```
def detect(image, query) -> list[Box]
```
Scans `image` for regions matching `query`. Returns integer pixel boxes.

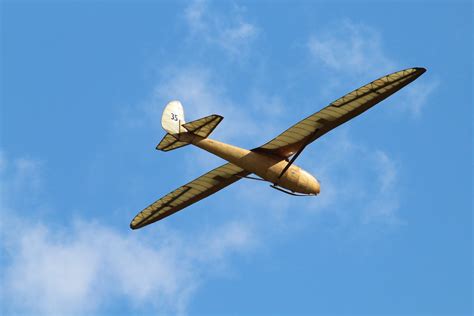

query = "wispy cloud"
[394,78,440,118]
[0,153,43,211]
[219,129,404,236]
[120,17,411,230]
[2,219,254,315]
[148,67,283,144]
[308,20,395,77]
[1,100,405,316]
[141,65,297,177]
[308,20,437,117]
[121,65,286,156]
[362,150,401,225]
[184,0,259,58]
[0,154,256,315]
[15,13,431,315]
[298,131,402,226]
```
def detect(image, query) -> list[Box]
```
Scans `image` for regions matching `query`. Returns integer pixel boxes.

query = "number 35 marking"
[171,113,179,121]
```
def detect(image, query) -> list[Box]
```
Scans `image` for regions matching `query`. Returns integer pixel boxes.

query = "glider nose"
[306,172,320,195]
[298,169,320,195]
[312,177,321,195]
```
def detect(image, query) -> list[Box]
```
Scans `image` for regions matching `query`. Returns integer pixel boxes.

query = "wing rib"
[277,128,320,179]
[254,67,426,158]
[130,163,249,229]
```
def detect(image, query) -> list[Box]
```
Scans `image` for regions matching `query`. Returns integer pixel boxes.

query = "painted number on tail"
[171,113,179,121]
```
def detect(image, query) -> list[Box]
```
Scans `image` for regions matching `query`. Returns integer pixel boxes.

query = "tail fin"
[162,100,185,135]
[157,100,223,151]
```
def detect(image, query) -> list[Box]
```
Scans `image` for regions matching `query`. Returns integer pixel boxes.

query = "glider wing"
[130,162,249,229]
[254,67,426,158]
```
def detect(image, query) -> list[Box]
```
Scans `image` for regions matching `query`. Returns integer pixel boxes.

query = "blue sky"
[0,0,472,315]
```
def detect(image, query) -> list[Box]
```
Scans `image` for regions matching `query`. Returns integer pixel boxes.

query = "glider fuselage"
[131,68,427,229]
[187,135,320,195]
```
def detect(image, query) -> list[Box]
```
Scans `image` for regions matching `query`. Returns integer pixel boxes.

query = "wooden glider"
[130,67,426,229]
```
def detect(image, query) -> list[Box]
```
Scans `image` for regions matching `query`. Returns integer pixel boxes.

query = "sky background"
[0,0,472,315]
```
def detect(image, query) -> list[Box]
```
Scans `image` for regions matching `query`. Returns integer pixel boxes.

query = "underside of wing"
[130,163,250,229]
[156,133,189,151]
[182,114,223,138]
[254,67,426,158]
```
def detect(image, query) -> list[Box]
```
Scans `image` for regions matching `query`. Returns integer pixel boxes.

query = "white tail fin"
[157,101,224,152]
[162,100,185,135]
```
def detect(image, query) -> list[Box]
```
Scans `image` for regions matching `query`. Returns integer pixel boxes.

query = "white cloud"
[362,150,401,225]
[0,154,256,315]
[308,20,395,77]
[1,218,254,315]
[2,50,408,316]
[184,0,258,57]
[0,126,404,316]
[139,66,284,146]
[222,129,403,234]
[126,65,405,229]
[308,20,438,117]
[394,78,440,118]
[146,67,259,144]
[374,150,397,193]
[297,131,402,226]
[0,4,448,313]
[137,66,293,177]
[184,0,207,32]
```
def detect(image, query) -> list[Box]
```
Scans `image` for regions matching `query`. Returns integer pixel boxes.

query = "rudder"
[162,100,185,135]
[157,100,223,152]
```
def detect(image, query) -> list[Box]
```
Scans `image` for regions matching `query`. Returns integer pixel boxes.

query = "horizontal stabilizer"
[156,133,189,151]
[182,114,223,138]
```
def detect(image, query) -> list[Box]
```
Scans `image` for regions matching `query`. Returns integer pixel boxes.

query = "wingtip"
[414,67,427,74]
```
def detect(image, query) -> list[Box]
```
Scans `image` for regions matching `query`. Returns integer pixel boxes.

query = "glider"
[130,67,426,229]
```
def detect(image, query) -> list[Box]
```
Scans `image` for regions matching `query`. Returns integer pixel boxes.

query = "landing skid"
[237,175,268,182]
[238,175,316,197]
[270,184,316,197]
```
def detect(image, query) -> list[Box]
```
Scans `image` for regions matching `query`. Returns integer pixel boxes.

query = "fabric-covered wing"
[182,114,223,138]
[254,67,426,158]
[130,163,250,229]
[156,133,189,151]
